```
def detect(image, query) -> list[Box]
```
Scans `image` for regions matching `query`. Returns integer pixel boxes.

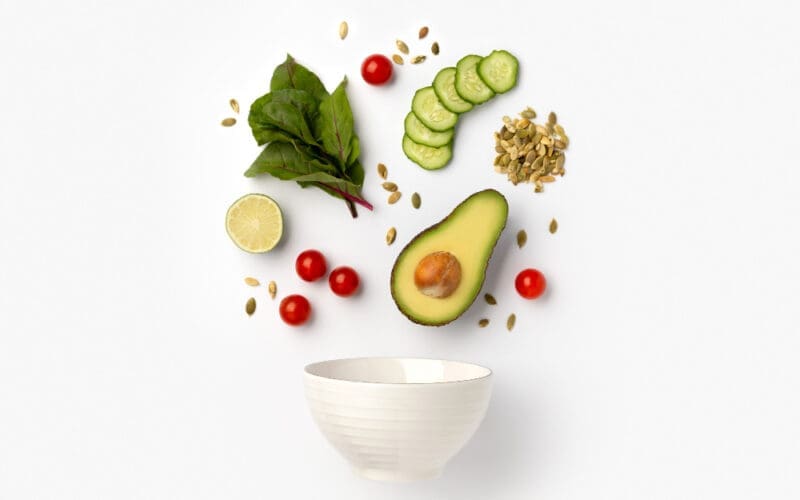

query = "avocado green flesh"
[390,189,508,326]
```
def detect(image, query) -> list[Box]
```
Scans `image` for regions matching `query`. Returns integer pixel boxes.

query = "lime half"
[225,194,283,253]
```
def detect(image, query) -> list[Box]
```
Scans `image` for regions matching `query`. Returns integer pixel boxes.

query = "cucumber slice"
[477,50,519,94]
[432,67,473,114]
[411,87,458,132]
[454,55,495,104]
[404,112,454,148]
[402,134,452,170]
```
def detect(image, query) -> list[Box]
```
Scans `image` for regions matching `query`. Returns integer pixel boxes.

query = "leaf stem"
[315,182,373,211]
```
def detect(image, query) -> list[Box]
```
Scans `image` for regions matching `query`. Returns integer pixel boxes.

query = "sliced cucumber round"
[411,87,458,132]
[402,134,452,170]
[432,67,473,114]
[455,55,495,105]
[477,50,519,94]
[404,112,454,148]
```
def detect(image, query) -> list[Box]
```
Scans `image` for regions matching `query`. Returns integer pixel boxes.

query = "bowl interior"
[305,358,491,384]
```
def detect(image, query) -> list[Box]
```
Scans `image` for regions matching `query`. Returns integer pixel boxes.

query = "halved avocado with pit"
[390,189,509,326]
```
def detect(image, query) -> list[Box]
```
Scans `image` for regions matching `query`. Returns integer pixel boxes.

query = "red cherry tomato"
[279,294,311,326]
[361,54,393,85]
[515,268,547,299]
[296,249,327,282]
[329,266,360,297]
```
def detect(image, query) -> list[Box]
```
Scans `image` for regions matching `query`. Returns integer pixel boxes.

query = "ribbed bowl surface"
[304,358,493,481]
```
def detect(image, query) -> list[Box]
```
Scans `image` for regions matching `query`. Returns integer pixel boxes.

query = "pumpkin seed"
[411,192,421,209]
[396,39,409,54]
[244,277,260,287]
[484,293,497,305]
[339,21,348,40]
[549,218,558,234]
[506,313,516,331]
[388,191,402,204]
[548,111,557,124]
[392,54,404,65]
[245,297,256,316]
[431,41,440,55]
[411,55,426,64]
[382,181,398,192]
[268,281,277,299]
[221,117,236,127]
[377,162,388,179]
[386,227,397,245]
[517,229,527,248]
[418,26,429,39]
[478,318,489,328]
[229,99,240,114]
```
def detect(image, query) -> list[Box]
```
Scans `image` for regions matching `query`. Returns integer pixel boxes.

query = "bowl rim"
[303,357,492,386]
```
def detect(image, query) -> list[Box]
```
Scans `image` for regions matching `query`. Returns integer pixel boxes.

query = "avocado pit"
[414,251,462,298]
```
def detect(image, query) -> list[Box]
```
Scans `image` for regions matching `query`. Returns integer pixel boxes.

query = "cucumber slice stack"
[402,49,519,170]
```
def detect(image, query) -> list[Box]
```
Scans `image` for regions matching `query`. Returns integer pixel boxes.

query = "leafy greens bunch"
[245,55,372,217]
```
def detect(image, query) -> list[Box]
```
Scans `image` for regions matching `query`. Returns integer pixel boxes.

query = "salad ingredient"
[246,297,256,316]
[329,266,360,297]
[361,54,393,85]
[390,189,508,326]
[382,182,398,192]
[296,249,327,282]
[377,163,388,179]
[411,192,421,209]
[411,55,426,64]
[396,40,409,54]
[411,87,458,131]
[404,112,453,147]
[419,26,429,39]
[268,280,277,299]
[404,50,518,170]
[392,54,404,65]
[506,313,516,331]
[386,227,397,245]
[225,194,283,253]
[515,268,546,299]
[432,67,473,113]
[245,56,369,218]
[484,293,497,305]
[244,277,260,287]
[402,135,452,170]
[493,108,568,192]
[478,318,489,328]
[230,99,240,113]
[477,50,519,94]
[339,21,348,40]
[388,192,402,204]
[549,218,558,234]
[414,251,462,298]
[279,294,311,326]
[221,117,236,127]
[431,42,440,55]
[517,229,527,249]
[454,55,495,104]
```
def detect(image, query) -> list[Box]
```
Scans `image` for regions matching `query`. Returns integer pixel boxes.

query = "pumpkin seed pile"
[493,107,569,192]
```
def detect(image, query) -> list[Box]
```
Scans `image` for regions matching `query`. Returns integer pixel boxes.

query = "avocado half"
[390,189,509,326]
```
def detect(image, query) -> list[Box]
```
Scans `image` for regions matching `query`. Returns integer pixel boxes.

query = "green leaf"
[248,89,318,145]
[346,135,360,168]
[270,54,328,102]
[244,141,337,179]
[347,159,365,186]
[314,79,355,171]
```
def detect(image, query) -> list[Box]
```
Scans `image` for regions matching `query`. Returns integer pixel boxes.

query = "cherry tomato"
[361,54,393,85]
[296,249,327,282]
[515,268,547,299]
[279,294,311,326]
[329,266,360,297]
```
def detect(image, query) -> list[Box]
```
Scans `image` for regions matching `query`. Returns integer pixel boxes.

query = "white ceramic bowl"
[303,357,493,481]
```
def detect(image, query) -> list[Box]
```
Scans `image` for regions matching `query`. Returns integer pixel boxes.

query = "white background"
[1,0,799,498]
